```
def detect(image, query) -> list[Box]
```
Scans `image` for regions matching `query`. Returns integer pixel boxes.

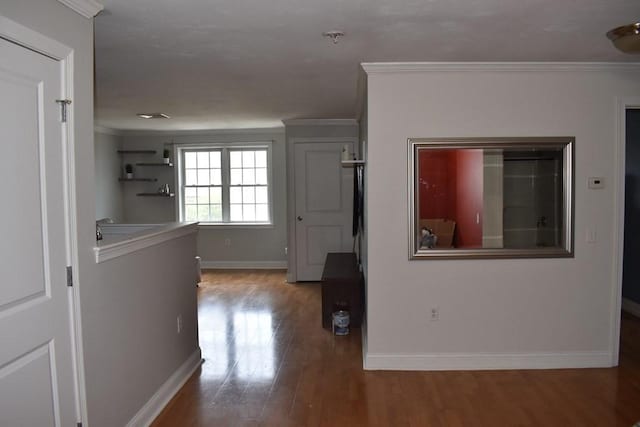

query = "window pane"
[230,187,242,204]
[197,187,209,204]
[210,168,221,185]
[185,205,197,221]
[210,187,222,204]
[197,152,209,169]
[185,152,197,169]
[230,168,242,185]
[255,187,268,204]
[185,187,197,204]
[210,151,221,168]
[255,168,267,185]
[185,169,197,186]
[197,169,210,185]
[242,151,255,168]
[230,151,242,168]
[255,151,267,168]
[210,204,222,221]
[230,204,242,221]
[243,187,255,203]
[243,169,255,185]
[243,205,256,221]
[182,146,271,224]
[198,205,210,221]
[256,204,269,221]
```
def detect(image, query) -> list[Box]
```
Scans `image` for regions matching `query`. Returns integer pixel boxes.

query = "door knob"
[297,216,303,221]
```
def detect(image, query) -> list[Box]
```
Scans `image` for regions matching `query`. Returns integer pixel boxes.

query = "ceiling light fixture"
[606,22,640,54]
[136,113,171,119]
[323,31,345,44]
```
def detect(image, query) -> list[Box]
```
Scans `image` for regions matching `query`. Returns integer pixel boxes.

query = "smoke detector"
[323,31,345,44]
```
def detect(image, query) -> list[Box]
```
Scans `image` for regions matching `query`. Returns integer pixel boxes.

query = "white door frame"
[611,97,640,365]
[286,136,358,282]
[0,15,86,424]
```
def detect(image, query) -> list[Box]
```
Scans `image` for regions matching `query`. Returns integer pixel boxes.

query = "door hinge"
[55,99,72,123]
[66,266,73,287]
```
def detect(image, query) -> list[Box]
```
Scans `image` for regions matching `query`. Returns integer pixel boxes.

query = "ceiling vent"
[136,113,171,119]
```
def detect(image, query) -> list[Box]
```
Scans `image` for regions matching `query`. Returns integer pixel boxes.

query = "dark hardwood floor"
[152,270,640,426]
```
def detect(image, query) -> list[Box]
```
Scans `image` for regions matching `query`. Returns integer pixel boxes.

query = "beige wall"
[284,121,360,281]
[118,129,288,267]
[363,64,640,370]
[95,131,123,221]
[89,233,199,426]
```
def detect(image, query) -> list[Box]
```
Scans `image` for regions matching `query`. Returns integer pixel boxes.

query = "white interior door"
[294,141,354,281]
[0,38,76,426]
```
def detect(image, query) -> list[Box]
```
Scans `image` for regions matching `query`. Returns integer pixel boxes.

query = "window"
[178,144,271,224]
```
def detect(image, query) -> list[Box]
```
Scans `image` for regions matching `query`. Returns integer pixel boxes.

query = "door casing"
[286,136,358,282]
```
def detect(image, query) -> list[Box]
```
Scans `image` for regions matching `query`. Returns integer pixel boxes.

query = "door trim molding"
[0,16,72,59]
[286,136,358,282]
[57,0,104,19]
[0,14,86,425]
[612,98,640,366]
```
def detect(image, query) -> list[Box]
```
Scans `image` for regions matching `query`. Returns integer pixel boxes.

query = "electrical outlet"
[224,238,231,247]
[177,315,182,333]
[430,307,439,321]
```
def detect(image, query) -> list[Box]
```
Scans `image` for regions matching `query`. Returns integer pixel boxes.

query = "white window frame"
[176,142,274,226]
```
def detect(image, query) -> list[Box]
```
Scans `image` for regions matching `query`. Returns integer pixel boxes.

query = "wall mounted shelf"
[136,192,175,197]
[136,162,174,167]
[341,159,366,166]
[118,178,158,182]
[118,150,157,154]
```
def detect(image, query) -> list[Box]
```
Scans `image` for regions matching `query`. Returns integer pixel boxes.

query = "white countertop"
[94,222,199,263]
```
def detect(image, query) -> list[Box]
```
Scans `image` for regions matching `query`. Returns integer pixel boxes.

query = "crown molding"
[360,62,640,74]
[94,125,123,136]
[115,127,285,137]
[57,0,104,19]
[282,119,358,127]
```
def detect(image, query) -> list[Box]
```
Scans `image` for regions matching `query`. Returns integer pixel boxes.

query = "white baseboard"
[364,351,613,371]
[200,260,287,270]
[126,348,203,427]
[622,297,640,317]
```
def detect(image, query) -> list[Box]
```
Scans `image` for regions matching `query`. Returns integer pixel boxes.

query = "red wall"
[454,150,483,248]
[418,150,456,219]
[418,149,483,248]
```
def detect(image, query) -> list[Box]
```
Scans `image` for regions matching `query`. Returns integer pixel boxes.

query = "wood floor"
[152,270,640,426]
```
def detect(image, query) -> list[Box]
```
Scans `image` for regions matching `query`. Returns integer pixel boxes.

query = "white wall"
[119,129,288,268]
[363,64,640,370]
[94,130,123,221]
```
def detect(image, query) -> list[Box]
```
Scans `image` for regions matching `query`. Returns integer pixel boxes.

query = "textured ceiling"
[94,0,639,131]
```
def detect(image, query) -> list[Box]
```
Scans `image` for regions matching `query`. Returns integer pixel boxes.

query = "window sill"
[197,222,275,230]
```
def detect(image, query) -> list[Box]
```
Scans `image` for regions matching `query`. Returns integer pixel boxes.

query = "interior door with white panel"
[0,38,76,426]
[294,141,354,281]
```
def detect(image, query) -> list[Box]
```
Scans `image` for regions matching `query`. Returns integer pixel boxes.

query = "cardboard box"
[419,219,456,248]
